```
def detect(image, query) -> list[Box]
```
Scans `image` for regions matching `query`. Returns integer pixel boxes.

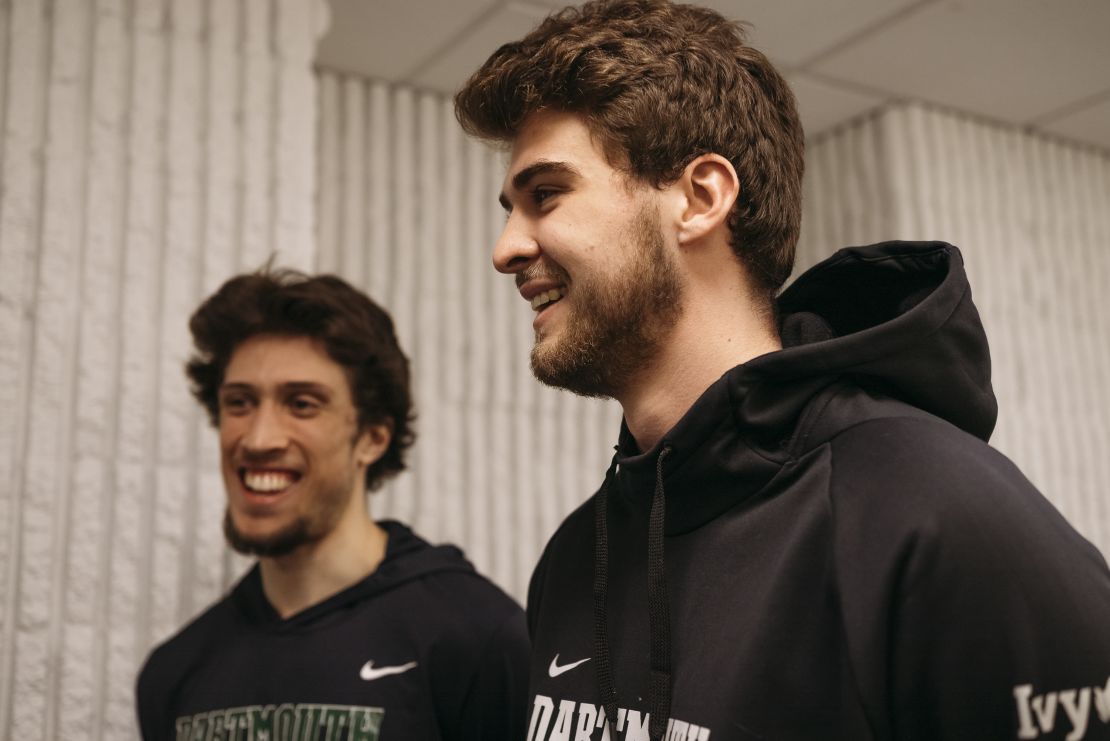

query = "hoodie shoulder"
[135,592,241,738]
[375,521,524,627]
[139,579,246,677]
[823,413,1102,567]
[381,529,530,741]
[824,415,1110,739]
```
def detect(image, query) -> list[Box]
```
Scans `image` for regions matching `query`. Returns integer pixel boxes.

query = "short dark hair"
[455,0,805,297]
[186,268,415,491]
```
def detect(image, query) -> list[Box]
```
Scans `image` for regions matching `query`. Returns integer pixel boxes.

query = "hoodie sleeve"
[829,416,1110,741]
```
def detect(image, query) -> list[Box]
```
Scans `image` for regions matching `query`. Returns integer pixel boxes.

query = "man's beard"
[223,511,321,558]
[222,474,354,558]
[530,205,682,398]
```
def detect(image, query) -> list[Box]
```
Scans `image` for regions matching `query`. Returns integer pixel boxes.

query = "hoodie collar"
[232,520,474,628]
[610,368,792,535]
[608,242,997,534]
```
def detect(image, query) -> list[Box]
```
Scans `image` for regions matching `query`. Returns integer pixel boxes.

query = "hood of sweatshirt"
[759,239,995,439]
[230,520,476,631]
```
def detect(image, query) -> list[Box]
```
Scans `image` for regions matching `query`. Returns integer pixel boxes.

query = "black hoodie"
[524,242,1110,741]
[136,521,529,741]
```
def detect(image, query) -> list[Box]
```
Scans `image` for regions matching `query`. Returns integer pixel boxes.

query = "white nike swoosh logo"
[359,660,418,681]
[548,654,591,678]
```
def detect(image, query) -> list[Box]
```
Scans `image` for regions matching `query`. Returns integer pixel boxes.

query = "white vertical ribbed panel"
[20,1,91,737]
[316,71,623,602]
[0,0,44,732]
[272,0,320,268]
[798,102,1110,557]
[386,87,418,528]
[66,2,128,735]
[0,1,326,738]
[439,101,466,550]
[463,136,494,577]
[198,0,244,614]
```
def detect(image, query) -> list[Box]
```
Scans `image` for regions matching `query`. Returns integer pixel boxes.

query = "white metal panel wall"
[0,1,325,738]
[797,103,1110,556]
[315,71,623,603]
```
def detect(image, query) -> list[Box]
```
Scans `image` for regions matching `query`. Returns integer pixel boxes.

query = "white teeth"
[530,287,567,311]
[243,471,295,493]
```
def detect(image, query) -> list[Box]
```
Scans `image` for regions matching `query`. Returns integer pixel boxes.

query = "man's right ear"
[355,423,392,468]
[674,154,740,247]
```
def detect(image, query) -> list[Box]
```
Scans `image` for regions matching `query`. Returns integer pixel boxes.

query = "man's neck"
[258,513,388,619]
[618,291,780,453]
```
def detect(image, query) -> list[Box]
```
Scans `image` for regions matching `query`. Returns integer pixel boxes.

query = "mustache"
[516,264,570,290]
[234,449,292,466]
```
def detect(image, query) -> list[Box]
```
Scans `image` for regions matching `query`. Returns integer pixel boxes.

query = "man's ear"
[355,423,391,468]
[675,154,739,246]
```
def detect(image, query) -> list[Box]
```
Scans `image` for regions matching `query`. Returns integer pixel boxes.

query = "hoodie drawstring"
[593,455,620,737]
[594,446,672,741]
[647,446,672,739]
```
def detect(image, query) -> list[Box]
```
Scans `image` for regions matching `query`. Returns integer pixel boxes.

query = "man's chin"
[530,343,613,399]
[223,510,315,558]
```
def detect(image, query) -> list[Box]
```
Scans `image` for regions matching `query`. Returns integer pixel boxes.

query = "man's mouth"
[531,287,567,312]
[239,468,301,494]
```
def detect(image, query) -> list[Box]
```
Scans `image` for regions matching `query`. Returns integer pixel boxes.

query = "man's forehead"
[507,112,595,167]
[501,111,616,193]
[224,335,345,385]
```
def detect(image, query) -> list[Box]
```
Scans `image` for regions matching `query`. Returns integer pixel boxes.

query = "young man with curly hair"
[455,1,1110,739]
[135,270,529,740]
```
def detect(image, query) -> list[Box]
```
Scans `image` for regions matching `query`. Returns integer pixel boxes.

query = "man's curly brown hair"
[186,268,415,491]
[454,0,805,297]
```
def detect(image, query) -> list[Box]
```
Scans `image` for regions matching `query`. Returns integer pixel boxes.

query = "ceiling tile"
[410,3,550,94]
[316,0,498,81]
[316,0,1110,155]
[474,0,925,68]
[812,0,1110,124]
[518,0,579,7]
[699,0,925,67]
[1039,95,1110,152]
[787,73,889,138]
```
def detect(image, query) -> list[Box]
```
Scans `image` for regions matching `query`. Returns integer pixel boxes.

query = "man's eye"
[220,396,252,414]
[289,396,321,416]
[532,188,558,206]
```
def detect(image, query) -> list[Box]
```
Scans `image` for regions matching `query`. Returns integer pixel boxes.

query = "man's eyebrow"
[498,160,581,210]
[280,382,332,395]
[218,381,332,396]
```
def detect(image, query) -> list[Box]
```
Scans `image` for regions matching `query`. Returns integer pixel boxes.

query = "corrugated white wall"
[0,1,325,738]
[315,72,623,603]
[797,103,1110,555]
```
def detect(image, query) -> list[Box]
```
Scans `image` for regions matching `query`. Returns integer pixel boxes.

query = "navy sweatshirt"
[137,521,529,741]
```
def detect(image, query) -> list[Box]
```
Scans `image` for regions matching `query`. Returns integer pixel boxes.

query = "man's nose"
[492,213,540,274]
[242,403,288,453]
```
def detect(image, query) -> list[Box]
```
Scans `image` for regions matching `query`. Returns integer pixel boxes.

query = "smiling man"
[455,1,1110,740]
[135,270,529,741]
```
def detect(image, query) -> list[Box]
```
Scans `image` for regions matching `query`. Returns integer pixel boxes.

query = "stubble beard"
[223,510,319,558]
[530,205,683,399]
